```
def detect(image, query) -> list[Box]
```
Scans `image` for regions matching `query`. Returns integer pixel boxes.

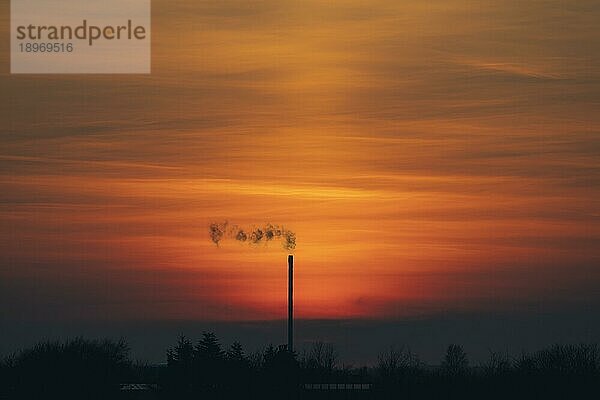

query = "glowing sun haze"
[0,0,599,322]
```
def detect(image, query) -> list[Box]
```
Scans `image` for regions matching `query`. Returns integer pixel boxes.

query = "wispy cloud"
[0,0,598,321]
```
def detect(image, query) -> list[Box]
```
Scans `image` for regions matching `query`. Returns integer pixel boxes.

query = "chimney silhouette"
[288,254,294,352]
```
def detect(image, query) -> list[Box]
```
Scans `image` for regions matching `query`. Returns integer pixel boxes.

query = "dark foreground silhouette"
[1,335,599,399]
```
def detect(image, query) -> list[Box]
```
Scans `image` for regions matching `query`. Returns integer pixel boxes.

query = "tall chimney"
[288,254,294,353]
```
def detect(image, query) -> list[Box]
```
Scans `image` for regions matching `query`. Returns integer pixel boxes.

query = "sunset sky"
[1,0,599,333]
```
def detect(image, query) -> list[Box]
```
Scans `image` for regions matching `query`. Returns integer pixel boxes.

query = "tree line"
[1,334,599,399]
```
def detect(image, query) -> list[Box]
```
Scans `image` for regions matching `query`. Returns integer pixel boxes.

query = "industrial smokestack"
[288,254,294,353]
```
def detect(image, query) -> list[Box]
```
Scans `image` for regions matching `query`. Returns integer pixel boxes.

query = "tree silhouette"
[195,332,225,361]
[224,341,252,397]
[376,345,422,396]
[193,331,226,392]
[482,350,511,376]
[309,342,338,371]
[377,345,420,376]
[167,334,194,368]
[226,341,246,362]
[442,344,469,375]
[4,334,600,400]
[301,341,338,383]
[165,334,194,394]
[2,337,130,399]
[262,344,299,396]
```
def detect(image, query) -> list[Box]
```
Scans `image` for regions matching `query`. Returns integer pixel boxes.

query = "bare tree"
[377,346,421,379]
[300,341,338,382]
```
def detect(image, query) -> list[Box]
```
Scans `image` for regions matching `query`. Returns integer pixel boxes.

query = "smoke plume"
[209,222,296,251]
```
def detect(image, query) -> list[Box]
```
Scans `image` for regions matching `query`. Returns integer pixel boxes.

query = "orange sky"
[1,0,599,322]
